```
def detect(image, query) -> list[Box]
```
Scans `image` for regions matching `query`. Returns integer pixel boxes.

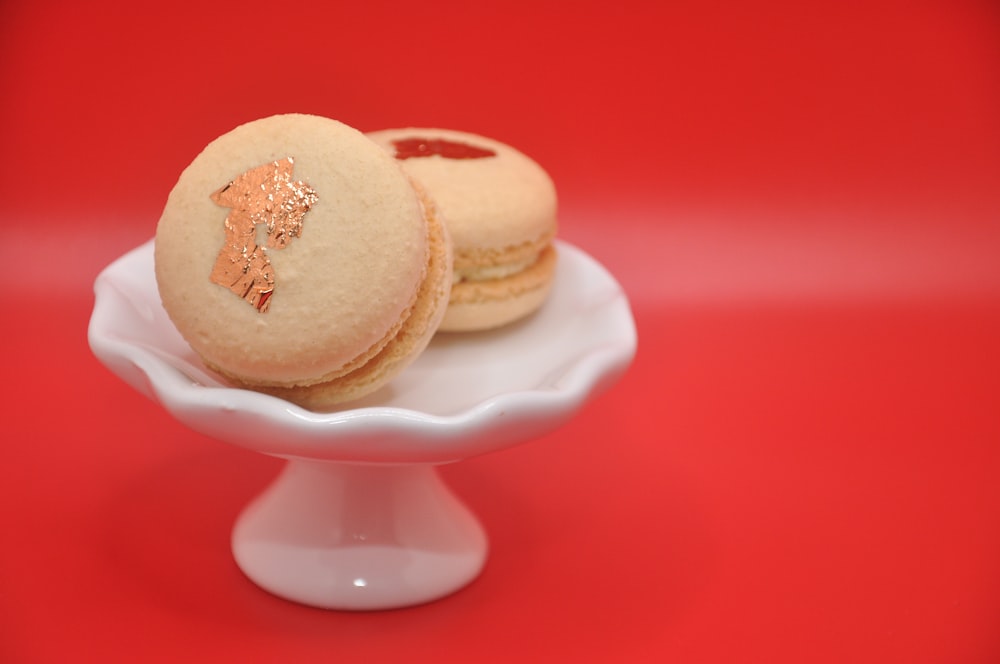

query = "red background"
[2,0,1000,661]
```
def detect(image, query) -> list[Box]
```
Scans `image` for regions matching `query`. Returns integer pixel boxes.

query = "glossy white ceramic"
[89,239,636,610]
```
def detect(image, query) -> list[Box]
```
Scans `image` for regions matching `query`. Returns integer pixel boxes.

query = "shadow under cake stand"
[89,239,636,611]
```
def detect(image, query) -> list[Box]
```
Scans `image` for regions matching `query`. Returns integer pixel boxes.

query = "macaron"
[366,128,558,332]
[154,114,452,410]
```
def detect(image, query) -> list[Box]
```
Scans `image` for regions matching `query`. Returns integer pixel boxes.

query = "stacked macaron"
[366,128,558,332]
[154,115,557,411]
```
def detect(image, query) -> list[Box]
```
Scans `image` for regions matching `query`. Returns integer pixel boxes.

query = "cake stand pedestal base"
[231,459,487,610]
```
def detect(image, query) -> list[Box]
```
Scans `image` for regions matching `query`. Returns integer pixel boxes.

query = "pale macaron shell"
[366,128,558,331]
[155,114,430,389]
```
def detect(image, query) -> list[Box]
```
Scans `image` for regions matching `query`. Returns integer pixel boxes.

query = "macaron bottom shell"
[440,244,557,332]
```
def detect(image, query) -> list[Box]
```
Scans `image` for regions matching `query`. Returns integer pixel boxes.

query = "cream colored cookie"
[366,128,557,331]
[154,114,451,409]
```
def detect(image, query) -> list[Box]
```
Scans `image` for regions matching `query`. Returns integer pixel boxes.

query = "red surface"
[2,1,1000,661]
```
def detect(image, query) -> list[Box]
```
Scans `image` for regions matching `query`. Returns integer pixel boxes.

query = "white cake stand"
[89,239,636,610]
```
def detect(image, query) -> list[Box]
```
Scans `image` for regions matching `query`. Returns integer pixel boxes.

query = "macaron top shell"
[154,114,429,387]
[364,128,557,266]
